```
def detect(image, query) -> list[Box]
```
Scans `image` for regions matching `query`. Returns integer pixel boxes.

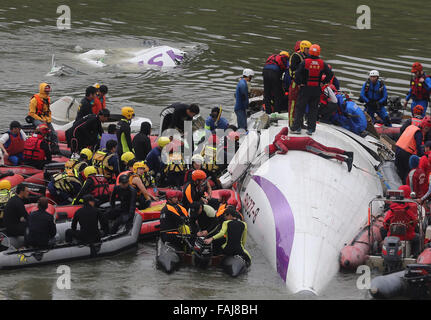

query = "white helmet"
[242,68,254,78]
[191,154,204,164]
[369,70,379,77]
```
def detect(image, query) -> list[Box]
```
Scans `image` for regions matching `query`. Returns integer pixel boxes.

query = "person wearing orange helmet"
[290,44,333,135]
[404,62,431,117]
[182,169,209,210]
[22,123,52,169]
[395,115,431,182]
[399,104,424,136]
[262,51,290,114]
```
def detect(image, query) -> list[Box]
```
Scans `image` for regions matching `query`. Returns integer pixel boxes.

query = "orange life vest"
[396,125,420,154]
[304,58,324,87]
[31,94,51,117]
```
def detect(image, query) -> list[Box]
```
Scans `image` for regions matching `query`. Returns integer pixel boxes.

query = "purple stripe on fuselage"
[252,175,295,282]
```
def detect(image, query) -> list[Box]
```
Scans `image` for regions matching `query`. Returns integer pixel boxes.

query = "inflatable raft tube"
[23,172,46,185]
[140,220,160,239]
[0,174,25,188]
[156,238,181,274]
[369,271,406,299]
[0,166,41,176]
[221,255,250,277]
[0,214,142,270]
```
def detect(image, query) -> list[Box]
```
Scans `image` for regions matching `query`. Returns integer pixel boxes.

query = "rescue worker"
[67,109,110,154]
[0,180,13,227]
[383,185,420,257]
[25,197,57,249]
[107,174,137,233]
[360,70,391,126]
[3,183,29,237]
[92,139,120,182]
[68,148,93,178]
[288,40,311,127]
[75,86,97,121]
[72,166,110,206]
[404,62,431,117]
[395,116,431,182]
[405,155,427,199]
[332,93,368,135]
[47,169,82,205]
[129,161,158,210]
[160,103,200,134]
[291,44,333,135]
[201,134,223,189]
[400,105,424,135]
[204,206,251,264]
[99,85,108,109]
[65,194,109,244]
[116,106,135,157]
[27,83,59,153]
[23,123,52,169]
[146,136,170,177]
[266,127,354,172]
[182,170,209,210]
[100,124,117,150]
[132,122,152,161]
[92,84,108,115]
[163,145,186,188]
[262,51,289,113]
[318,76,338,123]
[0,121,27,165]
[120,151,135,172]
[234,69,254,130]
[159,190,190,250]
[189,202,217,237]
[205,107,229,133]
[116,159,136,185]
[185,154,204,183]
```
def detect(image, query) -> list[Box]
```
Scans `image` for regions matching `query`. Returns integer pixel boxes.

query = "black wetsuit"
[3,195,28,237]
[76,97,94,121]
[26,209,57,248]
[66,114,103,153]
[107,185,136,233]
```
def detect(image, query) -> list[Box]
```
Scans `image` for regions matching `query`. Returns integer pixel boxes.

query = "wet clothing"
[116,118,133,156]
[291,56,333,133]
[3,195,28,237]
[76,97,94,121]
[26,209,56,248]
[406,167,427,198]
[66,114,104,154]
[234,79,249,129]
[66,204,108,244]
[132,133,152,161]
[212,219,251,263]
[146,147,162,175]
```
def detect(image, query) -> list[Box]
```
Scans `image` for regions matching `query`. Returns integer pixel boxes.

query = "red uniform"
[406,167,427,198]
[92,96,103,115]
[267,127,347,162]
[383,202,417,241]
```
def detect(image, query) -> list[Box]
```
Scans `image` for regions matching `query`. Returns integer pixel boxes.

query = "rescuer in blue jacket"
[359,70,391,127]
[332,94,367,135]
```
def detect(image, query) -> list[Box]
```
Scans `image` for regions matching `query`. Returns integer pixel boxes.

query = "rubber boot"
[346,157,353,172]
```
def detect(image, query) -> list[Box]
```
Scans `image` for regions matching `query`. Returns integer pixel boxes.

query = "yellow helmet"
[279,51,290,58]
[0,180,11,191]
[300,40,312,52]
[133,161,149,173]
[93,83,100,89]
[83,166,97,178]
[80,148,93,160]
[122,106,135,120]
[157,136,171,148]
[121,151,135,164]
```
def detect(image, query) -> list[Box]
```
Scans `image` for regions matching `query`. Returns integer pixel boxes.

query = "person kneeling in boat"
[22,123,52,170]
[146,137,171,181]
[66,195,109,244]
[162,145,186,188]
[48,169,82,205]
[182,170,211,210]
[331,93,368,136]
[0,121,27,166]
[67,148,93,179]
[129,161,158,210]
[399,105,424,136]
[201,134,224,189]
[183,155,213,196]
[25,197,57,249]
[406,155,427,199]
[204,206,251,264]
[3,183,29,237]
[107,174,137,233]
[120,151,135,172]
[72,166,110,206]
[266,127,354,172]
[92,140,120,183]
[160,190,191,251]
[383,185,421,257]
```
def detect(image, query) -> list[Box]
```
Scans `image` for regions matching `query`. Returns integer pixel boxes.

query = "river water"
[0,0,430,299]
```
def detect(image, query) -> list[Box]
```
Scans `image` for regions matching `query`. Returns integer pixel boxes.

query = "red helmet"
[218,190,231,201]
[412,62,423,73]
[166,190,182,200]
[208,134,219,145]
[227,198,238,207]
[36,123,50,135]
[421,116,431,129]
[309,44,321,56]
[413,105,424,115]
[192,169,207,181]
